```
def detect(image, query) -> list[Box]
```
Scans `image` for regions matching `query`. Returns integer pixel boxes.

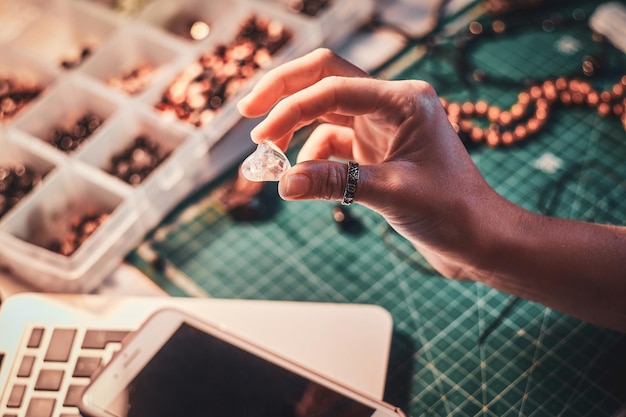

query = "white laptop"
[0,293,393,417]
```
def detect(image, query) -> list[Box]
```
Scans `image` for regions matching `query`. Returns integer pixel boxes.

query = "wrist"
[411,180,515,283]
[459,190,532,286]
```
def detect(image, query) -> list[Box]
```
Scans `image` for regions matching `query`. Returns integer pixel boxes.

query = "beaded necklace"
[442,75,626,147]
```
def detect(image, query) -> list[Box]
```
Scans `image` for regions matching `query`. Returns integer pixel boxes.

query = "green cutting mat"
[127,2,626,415]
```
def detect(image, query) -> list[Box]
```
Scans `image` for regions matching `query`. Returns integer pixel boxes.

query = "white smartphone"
[79,307,406,417]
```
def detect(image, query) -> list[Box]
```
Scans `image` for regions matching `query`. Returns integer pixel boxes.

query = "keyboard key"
[81,330,130,349]
[7,384,26,408]
[44,329,76,362]
[25,398,56,417]
[27,328,45,348]
[73,356,102,378]
[63,385,86,408]
[17,355,36,377]
[63,385,87,407]
[35,369,64,391]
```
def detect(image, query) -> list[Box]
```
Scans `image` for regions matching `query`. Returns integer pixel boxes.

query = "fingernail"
[279,173,310,199]
[237,95,249,111]
[248,126,262,144]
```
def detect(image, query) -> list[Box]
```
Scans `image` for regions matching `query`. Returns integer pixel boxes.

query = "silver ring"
[341,161,359,206]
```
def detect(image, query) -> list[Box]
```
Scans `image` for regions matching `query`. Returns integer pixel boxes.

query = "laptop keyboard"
[2,325,132,417]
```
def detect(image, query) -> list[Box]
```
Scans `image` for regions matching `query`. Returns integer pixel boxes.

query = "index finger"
[250,76,392,149]
[237,48,369,118]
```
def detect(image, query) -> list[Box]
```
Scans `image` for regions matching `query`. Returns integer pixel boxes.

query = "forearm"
[473,199,626,332]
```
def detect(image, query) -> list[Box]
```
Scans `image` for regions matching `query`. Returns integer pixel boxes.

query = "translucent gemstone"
[241,141,291,182]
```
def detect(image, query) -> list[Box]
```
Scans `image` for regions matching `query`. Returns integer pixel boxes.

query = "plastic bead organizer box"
[0,0,373,293]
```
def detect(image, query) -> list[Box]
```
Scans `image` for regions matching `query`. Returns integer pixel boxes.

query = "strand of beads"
[441,75,626,147]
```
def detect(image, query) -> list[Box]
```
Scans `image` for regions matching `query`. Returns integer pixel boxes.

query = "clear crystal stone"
[241,141,291,182]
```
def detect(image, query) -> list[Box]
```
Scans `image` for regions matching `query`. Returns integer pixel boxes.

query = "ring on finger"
[341,161,359,206]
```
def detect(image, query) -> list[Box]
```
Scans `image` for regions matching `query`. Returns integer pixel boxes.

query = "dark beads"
[0,164,43,219]
[107,135,171,186]
[288,0,331,17]
[46,212,109,256]
[582,55,604,77]
[46,113,103,152]
[60,47,92,70]
[0,78,42,121]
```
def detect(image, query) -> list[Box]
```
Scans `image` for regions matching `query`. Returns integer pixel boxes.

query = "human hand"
[238,48,502,279]
[238,48,626,331]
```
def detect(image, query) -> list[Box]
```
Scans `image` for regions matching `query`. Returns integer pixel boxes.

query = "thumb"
[278,160,362,203]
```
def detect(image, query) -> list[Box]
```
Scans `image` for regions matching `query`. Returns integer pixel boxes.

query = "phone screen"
[98,321,379,417]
